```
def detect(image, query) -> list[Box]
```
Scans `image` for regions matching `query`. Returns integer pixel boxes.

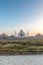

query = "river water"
[0,55,43,65]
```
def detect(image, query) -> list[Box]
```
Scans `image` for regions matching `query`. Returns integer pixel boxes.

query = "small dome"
[35,33,41,37]
[1,33,8,37]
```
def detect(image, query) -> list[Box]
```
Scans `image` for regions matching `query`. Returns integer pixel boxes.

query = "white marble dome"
[18,30,25,37]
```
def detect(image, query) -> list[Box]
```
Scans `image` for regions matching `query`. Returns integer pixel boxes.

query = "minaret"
[27,31,29,37]
[14,31,17,37]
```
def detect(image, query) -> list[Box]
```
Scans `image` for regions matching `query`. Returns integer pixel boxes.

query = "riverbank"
[0,39,43,55]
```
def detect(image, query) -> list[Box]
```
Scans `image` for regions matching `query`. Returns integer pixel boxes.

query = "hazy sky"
[0,0,43,35]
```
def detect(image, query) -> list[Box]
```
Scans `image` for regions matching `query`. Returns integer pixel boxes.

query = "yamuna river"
[0,55,43,65]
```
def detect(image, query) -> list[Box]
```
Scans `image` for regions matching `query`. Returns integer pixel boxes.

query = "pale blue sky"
[0,0,43,35]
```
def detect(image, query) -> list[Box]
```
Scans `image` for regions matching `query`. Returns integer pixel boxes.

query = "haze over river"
[0,55,43,65]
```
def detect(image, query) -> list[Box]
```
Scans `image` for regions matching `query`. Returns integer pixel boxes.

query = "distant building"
[18,30,25,37]
[35,33,42,38]
[0,33,8,39]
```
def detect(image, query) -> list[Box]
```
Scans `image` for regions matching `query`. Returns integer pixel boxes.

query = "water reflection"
[0,55,43,65]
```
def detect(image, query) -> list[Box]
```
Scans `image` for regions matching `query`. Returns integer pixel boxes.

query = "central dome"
[18,30,25,37]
